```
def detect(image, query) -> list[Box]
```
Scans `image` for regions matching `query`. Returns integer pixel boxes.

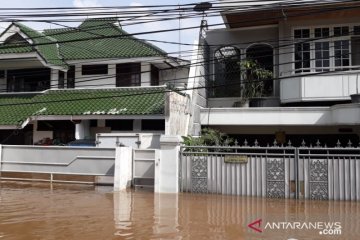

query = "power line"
[1,0,359,51]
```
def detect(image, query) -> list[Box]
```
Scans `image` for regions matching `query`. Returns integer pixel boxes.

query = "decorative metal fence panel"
[180,142,360,201]
[180,146,295,198]
[298,148,360,201]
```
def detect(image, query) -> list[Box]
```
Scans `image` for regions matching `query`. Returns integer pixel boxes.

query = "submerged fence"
[180,142,360,201]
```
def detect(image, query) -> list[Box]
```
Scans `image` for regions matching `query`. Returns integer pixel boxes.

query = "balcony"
[280,69,360,104]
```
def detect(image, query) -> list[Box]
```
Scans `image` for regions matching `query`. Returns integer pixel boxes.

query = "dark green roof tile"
[0,18,167,69]
[0,87,167,127]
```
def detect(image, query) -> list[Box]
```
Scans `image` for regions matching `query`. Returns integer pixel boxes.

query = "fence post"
[155,135,182,193]
[295,148,299,199]
[114,147,133,191]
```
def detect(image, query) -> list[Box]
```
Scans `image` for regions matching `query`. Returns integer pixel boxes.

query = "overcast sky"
[0,0,225,58]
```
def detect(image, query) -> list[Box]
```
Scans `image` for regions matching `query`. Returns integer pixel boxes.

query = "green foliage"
[182,128,234,151]
[240,60,273,102]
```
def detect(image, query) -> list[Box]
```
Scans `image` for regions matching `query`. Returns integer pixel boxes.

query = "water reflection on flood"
[0,182,360,239]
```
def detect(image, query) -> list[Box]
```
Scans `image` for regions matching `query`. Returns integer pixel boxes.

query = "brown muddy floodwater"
[0,182,359,240]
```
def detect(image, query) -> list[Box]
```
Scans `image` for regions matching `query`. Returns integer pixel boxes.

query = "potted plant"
[234,60,275,107]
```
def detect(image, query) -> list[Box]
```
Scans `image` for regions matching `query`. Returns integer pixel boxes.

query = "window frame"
[292,24,359,75]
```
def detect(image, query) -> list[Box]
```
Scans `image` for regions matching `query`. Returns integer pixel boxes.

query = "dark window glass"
[334,40,350,69]
[116,63,141,87]
[351,37,360,66]
[58,71,65,89]
[294,29,310,39]
[213,46,241,97]
[151,65,160,86]
[354,26,360,35]
[106,120,133,131]
[67,66,75,88]
[7,68,50,92]
[294,29,302,39]
[334,26,349,37]
[82,64,108,75]
[315,28,329,38]
[90,120,97,127]
[141,120,165,131]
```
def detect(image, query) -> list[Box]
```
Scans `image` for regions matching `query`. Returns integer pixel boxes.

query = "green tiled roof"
[43,18,166,60]
[0,23,67,69]
[0,87,166,127]
[0,18,167,69]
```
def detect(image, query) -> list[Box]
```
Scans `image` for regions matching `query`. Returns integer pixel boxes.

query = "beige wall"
[165,92,190,136]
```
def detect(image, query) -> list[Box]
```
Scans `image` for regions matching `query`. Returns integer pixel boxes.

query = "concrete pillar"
[98,119,106,128]
[133,119,141,132]
[75,120,90,140]
[108,63,116,86]
[114,147,133,191]
[141,62,151,86]
[50,69,58,89]
[155,135,182,193]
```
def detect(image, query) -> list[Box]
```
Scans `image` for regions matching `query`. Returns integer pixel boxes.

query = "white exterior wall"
[141,62,151,86]
[160,67,189,88]
[200,104,360,126]
[74,63,116,89]
[32,122,53,144]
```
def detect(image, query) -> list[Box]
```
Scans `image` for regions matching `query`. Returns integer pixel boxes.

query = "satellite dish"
[193,2,212,12]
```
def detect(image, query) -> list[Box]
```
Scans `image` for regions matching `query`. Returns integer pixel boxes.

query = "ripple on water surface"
[0,181,359,240]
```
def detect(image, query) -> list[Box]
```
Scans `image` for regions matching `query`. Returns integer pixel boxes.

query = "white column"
[141,62,151,86]
[50,69,58,89]
[75,120,90,140]
[108,63,116,87]
[114,147,133,191]
[133,119,141,132]
[155,135,182,193]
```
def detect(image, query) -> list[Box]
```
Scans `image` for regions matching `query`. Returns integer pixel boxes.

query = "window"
[141,120,165,131]
[334,26,349,37]
[213,46,241,97]
[354,26,360,35]
[315,42,330,72]
[352,37,360,66]
[58,71,65,89]
[82,64,108,75]
[314,28,330,72]
[106,120,133,131]
[334,40,350,70]
[151,65,159,86]
[0,70,4,78]
[294,29,311,73]
[293,26,356,74]
[116,63,141,87]
[67,66,75,88]
[7,68,50,92]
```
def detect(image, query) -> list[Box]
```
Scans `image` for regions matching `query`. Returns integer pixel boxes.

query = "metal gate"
[132,149,157,188]
[180,144,360,201]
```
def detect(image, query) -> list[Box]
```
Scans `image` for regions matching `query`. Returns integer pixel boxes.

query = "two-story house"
[0,18,189,145]
[192,0,360,147]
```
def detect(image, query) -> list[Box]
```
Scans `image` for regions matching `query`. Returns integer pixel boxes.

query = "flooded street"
[0,182,360,239]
